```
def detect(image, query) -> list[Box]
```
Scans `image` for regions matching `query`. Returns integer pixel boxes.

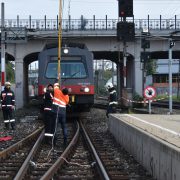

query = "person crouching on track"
[43,84,54,144]
[0,82,16,130]
[52,83,69,147]
[106,82,118,118]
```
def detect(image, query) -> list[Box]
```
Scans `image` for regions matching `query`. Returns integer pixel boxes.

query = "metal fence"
[1,15,180,31]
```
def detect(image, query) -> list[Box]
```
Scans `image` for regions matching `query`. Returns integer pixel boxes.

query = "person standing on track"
[52,83,69,147]
[106,82,118,118]
[43,84,54,144]
[0,82,16,130]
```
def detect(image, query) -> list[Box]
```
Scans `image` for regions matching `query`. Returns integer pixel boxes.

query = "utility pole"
[177,59,180,99]
[1,2,6,91]
[58,0,63,85]
[169,38,174,114]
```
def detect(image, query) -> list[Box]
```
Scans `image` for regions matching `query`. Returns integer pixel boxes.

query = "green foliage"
[6,62,15,82]
[133,92,144,101]
[132,92,144,108]
[155,94,168,100]
[0,61,15,83]
[146,59,157,76]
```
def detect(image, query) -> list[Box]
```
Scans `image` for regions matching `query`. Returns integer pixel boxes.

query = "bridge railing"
[1,16,180,30]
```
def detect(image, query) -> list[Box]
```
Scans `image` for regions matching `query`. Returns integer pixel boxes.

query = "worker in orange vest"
[52,83,69,146]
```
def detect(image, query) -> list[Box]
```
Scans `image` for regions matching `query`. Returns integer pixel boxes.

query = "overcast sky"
[0,0,180,20]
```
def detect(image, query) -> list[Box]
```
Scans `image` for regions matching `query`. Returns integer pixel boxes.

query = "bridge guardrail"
[1,15,180,31]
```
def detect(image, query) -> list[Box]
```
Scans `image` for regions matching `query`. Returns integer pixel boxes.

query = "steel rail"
[40,121,80,180]
[80,121,110,180]
[14,129,45,180]
[0,127,43,160]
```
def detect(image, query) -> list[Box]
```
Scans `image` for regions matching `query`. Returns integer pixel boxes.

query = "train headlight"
[84,87,90,92]
[63,48,69,54]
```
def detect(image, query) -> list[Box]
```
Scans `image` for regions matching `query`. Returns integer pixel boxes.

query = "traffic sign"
[144,86,156,99]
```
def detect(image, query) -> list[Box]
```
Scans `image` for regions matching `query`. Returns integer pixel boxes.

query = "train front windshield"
[45,61,87,79]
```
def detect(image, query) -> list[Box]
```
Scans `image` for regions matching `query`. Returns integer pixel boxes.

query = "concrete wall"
[108,115,180,180]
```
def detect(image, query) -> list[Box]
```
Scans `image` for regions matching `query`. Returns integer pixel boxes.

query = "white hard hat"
[106,82,113,89]
[5,81,11,86]
[54,83,60,87]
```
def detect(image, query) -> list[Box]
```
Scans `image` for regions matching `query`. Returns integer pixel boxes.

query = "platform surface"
[113,114,180,148]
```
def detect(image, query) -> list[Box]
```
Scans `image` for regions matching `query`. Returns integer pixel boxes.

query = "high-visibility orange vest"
[53,85,69,108]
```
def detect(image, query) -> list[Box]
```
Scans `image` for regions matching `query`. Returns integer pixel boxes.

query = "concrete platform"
[108,114,180,180]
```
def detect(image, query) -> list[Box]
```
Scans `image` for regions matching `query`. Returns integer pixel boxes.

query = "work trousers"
[2,107,15,129]
[106,104,117,118]
[53,107,67,144]
[44,110,56,137]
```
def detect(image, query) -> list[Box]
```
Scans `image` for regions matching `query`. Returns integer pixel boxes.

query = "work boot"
[4,123,9,130]
[11,123,15,130]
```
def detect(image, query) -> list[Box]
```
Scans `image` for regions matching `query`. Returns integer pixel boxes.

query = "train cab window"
[61,62,86,78]
[45,62,87,79]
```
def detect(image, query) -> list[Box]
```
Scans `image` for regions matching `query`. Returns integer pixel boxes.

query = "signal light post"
[141,30,151,95]
[117,0,134,106]
[117,0,134,88]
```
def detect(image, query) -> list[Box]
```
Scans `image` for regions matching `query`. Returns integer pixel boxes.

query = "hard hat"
[106,82,113,89]
[54,83,60,87]
[5,81,11,86]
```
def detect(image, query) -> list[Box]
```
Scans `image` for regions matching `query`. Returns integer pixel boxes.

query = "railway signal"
[117,21,135,42]
[118,0,133,17]
[140,52,151,62]
[141,38,150,49]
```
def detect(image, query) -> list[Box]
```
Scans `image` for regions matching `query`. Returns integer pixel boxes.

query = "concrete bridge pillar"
[15,54,25,109]
[134,47,143,96]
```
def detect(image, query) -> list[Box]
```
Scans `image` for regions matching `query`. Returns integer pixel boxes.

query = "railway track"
[16,123,75,180]
[0,118,100,179]
[40,119,108,179]
[0,119,42,151]
[0,110,155,179]
[0,127,43,179]
[0,116,76,179]
[85,109,155,180]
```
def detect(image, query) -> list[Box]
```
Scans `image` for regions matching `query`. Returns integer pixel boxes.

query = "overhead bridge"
[1,17,180,108]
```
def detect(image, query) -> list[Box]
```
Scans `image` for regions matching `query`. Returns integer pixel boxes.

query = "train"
[38,43,94,111]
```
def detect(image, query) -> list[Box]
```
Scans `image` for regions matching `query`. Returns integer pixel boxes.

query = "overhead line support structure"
[58,0,63,86]
[1,2,5,91]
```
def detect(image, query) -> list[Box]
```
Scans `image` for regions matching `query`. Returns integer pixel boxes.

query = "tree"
[146,59,157,76]
[0,61,15,83]
[6,61,15,82]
